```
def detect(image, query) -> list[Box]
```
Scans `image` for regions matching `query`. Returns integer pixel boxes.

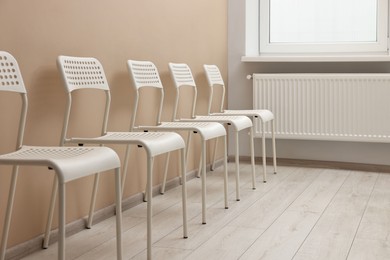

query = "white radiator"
[252,73,390,142]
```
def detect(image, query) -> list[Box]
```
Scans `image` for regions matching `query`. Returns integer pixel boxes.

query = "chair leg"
[210,137,219,171]
[262,123,267,183]
[58,181,66,260]
[0,166,19,260]
[185,132,193,168]
[86,173,100,228]
[196,133,201,178]
[114,167,123,260]
[160,131,192,194]
[160,152,171,194]
[197,149,202,178]
[162,131,192,193]
[201,140,207,224]
[146,156,153,260]
[222,136,229,210]
[143,158,154,202]
[43,176,58,249]
[249,127,256,190]
[180,148,188,239]
[272,119,277,174]
[121,145,132,195]
[235,131,240,201]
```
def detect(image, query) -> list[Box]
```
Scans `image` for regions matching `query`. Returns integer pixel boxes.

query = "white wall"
[228,1,390,165]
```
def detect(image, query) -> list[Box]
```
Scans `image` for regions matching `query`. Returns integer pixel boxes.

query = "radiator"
[252,73,390,142]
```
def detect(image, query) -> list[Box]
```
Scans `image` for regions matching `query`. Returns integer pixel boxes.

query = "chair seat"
[213,109,274,122]
[182,115,253,131]
[68,131,185,157]
[139,121,226,140]
[0,146,120,183]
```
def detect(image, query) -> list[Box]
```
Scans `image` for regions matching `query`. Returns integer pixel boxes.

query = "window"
[258,0,389,54]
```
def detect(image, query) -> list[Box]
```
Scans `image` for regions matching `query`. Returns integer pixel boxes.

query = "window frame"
[258,0,389,55]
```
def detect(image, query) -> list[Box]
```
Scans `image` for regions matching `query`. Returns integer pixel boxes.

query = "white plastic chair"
[0,51,123,260]
[169,63,256,202]
[127,60,228,224]
[203,64,277,181]
[44,55,188,260]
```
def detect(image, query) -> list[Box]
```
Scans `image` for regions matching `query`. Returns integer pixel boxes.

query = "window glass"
[259,0,388,54]
[269,0,377,43]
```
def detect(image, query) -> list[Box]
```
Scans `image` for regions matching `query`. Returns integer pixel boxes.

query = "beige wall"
[0,0,227,248]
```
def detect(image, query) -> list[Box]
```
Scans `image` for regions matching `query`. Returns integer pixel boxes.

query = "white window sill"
[241,53,390,62]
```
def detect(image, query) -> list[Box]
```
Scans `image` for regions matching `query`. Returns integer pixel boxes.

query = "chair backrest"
[168,63,197,120]
[57,55,110,93]
[57,55,111,144]
[127,60,164,127]
[0,52,27,94]
[203,64,226,114]
[0,51,28,149]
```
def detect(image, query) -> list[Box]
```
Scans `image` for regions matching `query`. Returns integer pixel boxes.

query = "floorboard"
[17,163,390,260]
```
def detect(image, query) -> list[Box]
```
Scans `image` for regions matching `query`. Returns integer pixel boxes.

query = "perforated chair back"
[168,63,198,120]
[57,56,111,144]
[127,60,163,90]
[127,60,165,127]
[57,56,110,92]
[203,64,226,114]
[0,52,26,94]
[169,63,197,88]
[0,51,28,149]
[203,64,224,86]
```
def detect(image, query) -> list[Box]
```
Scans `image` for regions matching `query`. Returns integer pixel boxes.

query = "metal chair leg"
[180,148,188,238]
[0,167,18,260]
[210,137,219,171]
[43,175,58,249]
[146,156,153,260]
[249,127,256,190]
[86,173,100,228]
[160,152,171,194]
[121,145,132,195]
[197,149,202,178]
[223,136,229,209]
[272,120,277,174]
[262,123,267,183]
[235,131,240,201]
[58,181,66,260]
[114,167,123,260]
[143,158,154,203]
[201,141,207,224]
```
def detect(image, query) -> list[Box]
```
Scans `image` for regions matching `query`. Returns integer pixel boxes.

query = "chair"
[0,51,123,260]
[127,60,228,224]
[203,64,277,181]
[44,55,188,260]
[169,63,256,202]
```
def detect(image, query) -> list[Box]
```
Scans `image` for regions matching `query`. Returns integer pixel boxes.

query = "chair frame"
[0,51,122,260]
[127,60,229,224]
[169,63,257,201]
[43,55,188,260]
[203,64,277,181]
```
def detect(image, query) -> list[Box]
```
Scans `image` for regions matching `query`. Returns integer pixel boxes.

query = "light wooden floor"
[21,162,390,260]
